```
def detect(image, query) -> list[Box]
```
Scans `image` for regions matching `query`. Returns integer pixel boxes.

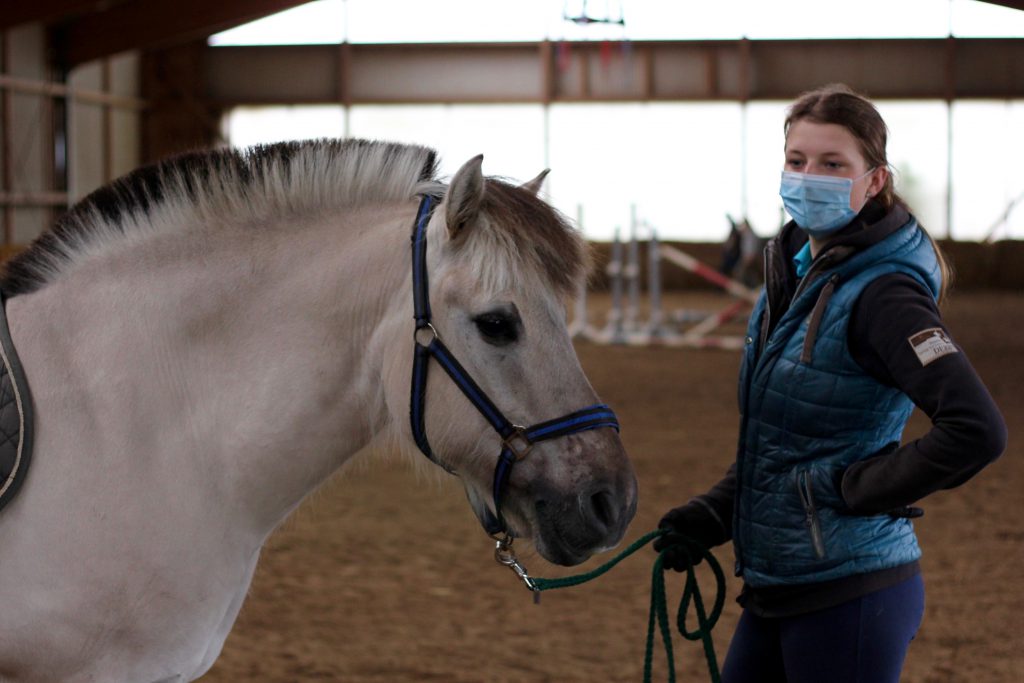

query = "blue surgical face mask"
[779,169,874,238]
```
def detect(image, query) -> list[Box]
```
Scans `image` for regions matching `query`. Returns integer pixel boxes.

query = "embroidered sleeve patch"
[908,327,959,366]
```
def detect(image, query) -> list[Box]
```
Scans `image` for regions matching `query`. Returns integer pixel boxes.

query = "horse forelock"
[0,139,441,296]
[452,178,589,298]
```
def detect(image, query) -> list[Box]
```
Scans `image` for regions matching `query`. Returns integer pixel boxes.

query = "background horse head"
[0,139,636,681]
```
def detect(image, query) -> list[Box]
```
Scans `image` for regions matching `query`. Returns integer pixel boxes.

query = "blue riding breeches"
[721,574,925,683]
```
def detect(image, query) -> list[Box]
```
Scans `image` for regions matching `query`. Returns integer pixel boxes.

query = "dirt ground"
[202,290,1023,683]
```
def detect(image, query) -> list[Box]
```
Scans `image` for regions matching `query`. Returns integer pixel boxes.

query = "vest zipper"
[737,240,776,577]
[791,244,853,301]
[800,274,840,365]
[797,470,827,559]
[757,241,774,352]
[792,252,831,301]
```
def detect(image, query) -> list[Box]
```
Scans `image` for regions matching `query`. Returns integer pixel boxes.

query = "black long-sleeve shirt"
[841,273,1006,511]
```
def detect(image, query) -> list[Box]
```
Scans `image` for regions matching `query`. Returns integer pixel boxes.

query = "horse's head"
[401,155,637,566]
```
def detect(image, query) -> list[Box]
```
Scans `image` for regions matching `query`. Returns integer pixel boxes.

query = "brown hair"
[785,83,952,300]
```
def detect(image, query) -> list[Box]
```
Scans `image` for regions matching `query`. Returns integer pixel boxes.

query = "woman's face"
[784,119,886,214]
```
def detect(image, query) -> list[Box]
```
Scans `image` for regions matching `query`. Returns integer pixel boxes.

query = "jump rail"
[571,208,760,350]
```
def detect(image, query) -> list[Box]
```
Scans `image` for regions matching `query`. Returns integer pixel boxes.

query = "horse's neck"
[6,202,415,537]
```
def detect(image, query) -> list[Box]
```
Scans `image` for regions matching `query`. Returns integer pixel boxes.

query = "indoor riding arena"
[2,2,1022,682]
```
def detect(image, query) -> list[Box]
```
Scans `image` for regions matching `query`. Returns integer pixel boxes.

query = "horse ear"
[520,169,550,195]
[446,154,485,239]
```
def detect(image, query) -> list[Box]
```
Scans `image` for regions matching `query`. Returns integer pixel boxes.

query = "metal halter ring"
[414,323,439,347]
[502,425,533,461]
[493,532,515,560]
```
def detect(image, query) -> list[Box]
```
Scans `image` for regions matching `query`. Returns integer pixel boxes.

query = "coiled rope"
[530,529,725,683]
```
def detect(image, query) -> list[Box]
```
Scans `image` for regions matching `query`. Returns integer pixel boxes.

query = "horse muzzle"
[530,460,638,566]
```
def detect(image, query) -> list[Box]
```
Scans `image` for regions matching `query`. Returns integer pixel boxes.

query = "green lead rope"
[530,529,725,683]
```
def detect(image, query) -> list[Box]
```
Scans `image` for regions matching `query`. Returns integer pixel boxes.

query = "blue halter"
[409,194,620,538]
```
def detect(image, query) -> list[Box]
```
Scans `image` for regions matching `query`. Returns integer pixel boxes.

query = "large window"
[951,101,1024,241]
[875,102,951,237]
[213,1,1024,242]
[223,100,1023,241]
[348,105,546,181]
[547,103,743,241]
[225,106,348,149]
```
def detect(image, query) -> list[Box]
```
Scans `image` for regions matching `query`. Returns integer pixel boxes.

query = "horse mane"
[0,139,588,298]
[0,139,440,296]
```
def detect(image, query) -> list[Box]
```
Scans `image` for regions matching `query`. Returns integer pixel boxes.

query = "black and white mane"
[1,140,440,296]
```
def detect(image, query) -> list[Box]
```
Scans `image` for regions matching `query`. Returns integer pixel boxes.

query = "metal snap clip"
[493,534,538,593]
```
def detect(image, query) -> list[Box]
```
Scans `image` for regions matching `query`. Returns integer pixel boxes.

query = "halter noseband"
[409,194,620,538]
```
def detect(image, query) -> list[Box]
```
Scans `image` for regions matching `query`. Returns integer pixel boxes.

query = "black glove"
[654,531,708,572]
[654,499,729,572]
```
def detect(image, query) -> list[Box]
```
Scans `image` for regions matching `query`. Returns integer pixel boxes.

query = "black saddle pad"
[0,293,32,513]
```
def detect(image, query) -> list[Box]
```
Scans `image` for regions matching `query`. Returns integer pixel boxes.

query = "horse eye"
[473,312,519,345]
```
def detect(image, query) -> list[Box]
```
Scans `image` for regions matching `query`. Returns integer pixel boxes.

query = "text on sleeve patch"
[908,327,959,367]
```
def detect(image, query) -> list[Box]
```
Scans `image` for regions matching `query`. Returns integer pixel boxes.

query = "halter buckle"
[502,425,533,461]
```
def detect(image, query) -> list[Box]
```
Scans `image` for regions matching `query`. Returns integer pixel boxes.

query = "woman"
[656,84,1006,683]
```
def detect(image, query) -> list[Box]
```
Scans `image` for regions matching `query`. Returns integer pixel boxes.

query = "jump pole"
[676,299,750,349]
[644,225,759,349]
[572,212,760,350]
[658,243,760,305]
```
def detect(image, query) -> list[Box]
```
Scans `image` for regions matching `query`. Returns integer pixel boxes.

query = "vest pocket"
[796,470,827,559]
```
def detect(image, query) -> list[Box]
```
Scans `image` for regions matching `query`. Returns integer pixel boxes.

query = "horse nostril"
[589,489,618,531]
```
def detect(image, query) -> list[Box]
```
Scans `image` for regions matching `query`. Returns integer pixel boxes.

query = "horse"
[0,139,637,682]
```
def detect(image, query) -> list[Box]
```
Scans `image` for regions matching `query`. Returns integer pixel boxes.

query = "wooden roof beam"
[979,1,1024,11]
[0,0,114,31]
[54,0,313,68]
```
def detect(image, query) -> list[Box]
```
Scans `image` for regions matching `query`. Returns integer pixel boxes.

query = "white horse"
[0,139,637,682]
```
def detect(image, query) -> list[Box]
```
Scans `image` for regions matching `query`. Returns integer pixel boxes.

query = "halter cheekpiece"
[408,194,620,539]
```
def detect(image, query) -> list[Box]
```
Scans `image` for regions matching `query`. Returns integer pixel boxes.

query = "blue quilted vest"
[734,217,942,587]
